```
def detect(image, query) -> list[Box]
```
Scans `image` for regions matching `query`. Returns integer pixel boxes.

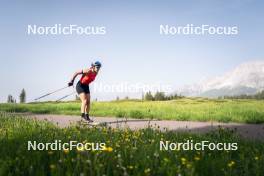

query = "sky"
[0,0,264,102]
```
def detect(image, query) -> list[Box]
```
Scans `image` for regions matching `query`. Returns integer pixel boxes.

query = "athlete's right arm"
[68,70,83,86]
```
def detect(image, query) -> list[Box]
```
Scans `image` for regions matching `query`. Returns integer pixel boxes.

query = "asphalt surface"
[25,114,264,140]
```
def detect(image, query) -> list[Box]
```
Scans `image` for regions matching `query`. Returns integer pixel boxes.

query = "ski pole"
[34,85,69,101]
[56,92,76,102]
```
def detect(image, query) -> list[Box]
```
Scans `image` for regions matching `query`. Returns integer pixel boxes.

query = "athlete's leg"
[79,93,88,115]
[85,93,90,115]
[84,93,93,122]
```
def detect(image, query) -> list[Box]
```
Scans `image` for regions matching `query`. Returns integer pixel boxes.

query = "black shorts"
[76,81,90,94]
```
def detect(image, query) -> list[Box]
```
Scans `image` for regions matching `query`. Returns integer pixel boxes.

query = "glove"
[68,81,74,87]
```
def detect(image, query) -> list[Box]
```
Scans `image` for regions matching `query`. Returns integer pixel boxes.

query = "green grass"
[0,98,264,123]
[0,113,264,176]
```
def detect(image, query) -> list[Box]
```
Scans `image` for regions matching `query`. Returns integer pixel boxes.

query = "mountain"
[178,61,264,97]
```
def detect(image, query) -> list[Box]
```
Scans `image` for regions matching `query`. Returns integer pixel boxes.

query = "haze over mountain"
[178,61,264,97]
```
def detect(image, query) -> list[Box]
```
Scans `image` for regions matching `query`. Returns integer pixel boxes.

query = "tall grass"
[0,98,264,123]
[0,113,264,176]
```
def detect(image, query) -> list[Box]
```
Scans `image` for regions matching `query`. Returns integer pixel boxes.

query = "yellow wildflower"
[186,163,192,168]
[144,168,151,174]
[194,156,200,161]
[77,146,85,152]
[63,149,69,154]
[103,146,113,152]
[107,147,113,152]
[181,157,187,165]
[164,158,169,163]
[49,164,56,170]
[227,161,235,167]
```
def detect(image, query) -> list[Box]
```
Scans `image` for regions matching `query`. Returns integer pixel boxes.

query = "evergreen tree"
[144,91,153,101]
[7,95,15,103]
[19,89,26,103]
[154,91,166,101]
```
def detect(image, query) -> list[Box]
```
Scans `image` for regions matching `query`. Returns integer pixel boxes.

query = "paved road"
[26,114,264,140]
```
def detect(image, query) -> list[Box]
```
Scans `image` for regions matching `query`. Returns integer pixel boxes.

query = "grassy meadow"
[0,113,264,176]
[0,98,264,123]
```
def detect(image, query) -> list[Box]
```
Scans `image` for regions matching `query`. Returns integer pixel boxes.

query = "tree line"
[114,92,184,101]
[7,89,26,103]
[144,91,184,101]
[220,90,264,100]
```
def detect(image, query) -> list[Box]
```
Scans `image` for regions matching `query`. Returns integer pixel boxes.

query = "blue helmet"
[93,61,102,68]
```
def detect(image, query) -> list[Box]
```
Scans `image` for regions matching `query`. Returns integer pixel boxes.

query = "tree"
[144,91,153,101]
[19,89,26,103]
[255,90,264,99]
[7,95,15,103]
[116,96,120,101]
[166,93,183,100]
[154,91,166,101]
